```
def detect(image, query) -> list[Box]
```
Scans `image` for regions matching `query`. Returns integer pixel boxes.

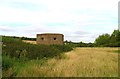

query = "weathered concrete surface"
[37,33,64,45]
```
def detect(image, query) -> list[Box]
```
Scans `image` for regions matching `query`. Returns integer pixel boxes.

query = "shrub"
[2,56,14,71]
[2,36,73,60]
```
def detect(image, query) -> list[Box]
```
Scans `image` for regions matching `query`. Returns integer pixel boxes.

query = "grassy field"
[22,40,36,44]
[14,47,118,77]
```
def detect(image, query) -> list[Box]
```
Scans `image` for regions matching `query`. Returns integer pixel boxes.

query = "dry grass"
[22,40,36,44]
[17,47,118,77]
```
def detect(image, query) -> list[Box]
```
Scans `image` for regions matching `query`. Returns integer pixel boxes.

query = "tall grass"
[16,48,118,77]
[2,36,73,60]
[2,55,25,77]
[2,36,73,77]
[2,36,118,77]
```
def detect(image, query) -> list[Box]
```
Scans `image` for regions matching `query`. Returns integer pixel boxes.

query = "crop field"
[15,47,118,77]
[22,40,36,44]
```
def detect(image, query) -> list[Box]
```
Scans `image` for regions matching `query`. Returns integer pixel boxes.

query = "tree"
[109,30,120,46]
[94,29,120,47]
[95,33,110,46]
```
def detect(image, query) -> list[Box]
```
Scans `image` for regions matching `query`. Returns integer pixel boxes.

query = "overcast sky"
[0,0,119,43]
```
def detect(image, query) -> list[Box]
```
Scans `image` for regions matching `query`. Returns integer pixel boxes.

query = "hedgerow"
[2,36,73,60]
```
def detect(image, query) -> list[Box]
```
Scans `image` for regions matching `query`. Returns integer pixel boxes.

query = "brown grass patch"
[22,40,36,44]
[17,47,118,77]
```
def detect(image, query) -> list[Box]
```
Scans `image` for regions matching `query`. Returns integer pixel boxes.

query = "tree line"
[2,29,120,47]
[65,29,120,47]
[94,29,120,47]
[2,36,36,41]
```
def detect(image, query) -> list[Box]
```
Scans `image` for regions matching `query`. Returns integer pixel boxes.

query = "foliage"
[2,36,73,60]
[77,42,94,47]
[109,30,120,47]
[2,56,14,71]
[64,40,94,47]
[2,36,73,76]
[94,29,120,47]
[20,37,36,41]
[64,29,120,47]
[2,55,31,77]
[13,48,118,77]
[95,34,110,46]
[2,36,36,41]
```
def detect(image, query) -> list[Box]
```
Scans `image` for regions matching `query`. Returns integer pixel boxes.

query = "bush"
[2,36,73,60]
[2,56,14,71]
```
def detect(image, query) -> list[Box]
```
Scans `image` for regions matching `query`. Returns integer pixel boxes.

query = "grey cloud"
[0,26,15,32]
[65,31,91,38]
[74,31,91,35]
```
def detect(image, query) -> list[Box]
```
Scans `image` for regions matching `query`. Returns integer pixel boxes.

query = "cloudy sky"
[0,0,119,43]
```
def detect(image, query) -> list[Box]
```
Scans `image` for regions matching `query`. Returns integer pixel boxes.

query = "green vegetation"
[95,29,120,47]
[2,29,119,77]
[64,41,94,47]
[3,47,118,77]
[2,36,73,77]
[3,36,36,41]
[112,50,120,53]
[20,36,36,41]
[2,36,73,60]
[64,29,120,47]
